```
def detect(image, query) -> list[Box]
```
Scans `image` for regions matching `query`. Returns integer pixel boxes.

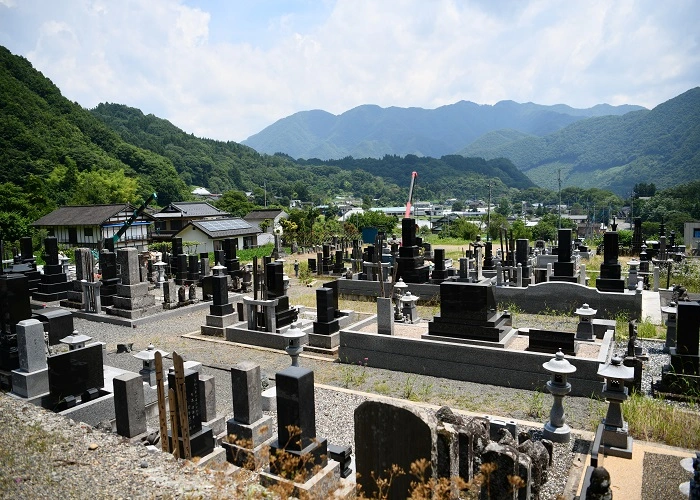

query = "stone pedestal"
[113,372,146,438]
[11,319,49,398]
[222,362,274,469]
[201,274,237,337]
[106,248,159,319]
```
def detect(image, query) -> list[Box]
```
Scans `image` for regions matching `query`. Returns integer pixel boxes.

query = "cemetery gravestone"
[312,287,339,335]
[396,218,430,283]
[47,343,104,403]
[432,248,449,282]
[550,229,577,283]
[106,248,157,319]
[355,400,436,500]
[0,273,32,371]
[201,272,237,336]
[33,237,70,302]
[269,366,328,477]
[427,281,513,343]
[596,231,625,293]
[11,319,49,398]
[99,249,119,307]
[61,248,94,309]
[661,301,700,395]
[222,362,273,468]
[113,372,147,438]
[167,368,215,458]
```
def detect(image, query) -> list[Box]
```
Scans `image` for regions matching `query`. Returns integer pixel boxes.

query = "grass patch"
[237,243,275,264]
[669,259,700,293]
[637,317,664,339]
[624,393,700,449]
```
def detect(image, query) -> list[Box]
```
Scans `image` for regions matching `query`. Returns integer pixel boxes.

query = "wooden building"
[151,202,229,242]
[31,204,155,250]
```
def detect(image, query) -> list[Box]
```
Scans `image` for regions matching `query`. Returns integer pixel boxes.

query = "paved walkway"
[578,440,694,499]
[641,289,662,324]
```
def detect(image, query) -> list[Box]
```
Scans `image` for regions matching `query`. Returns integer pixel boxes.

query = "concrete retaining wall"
[339,329,612,397]
[336,278,642,319]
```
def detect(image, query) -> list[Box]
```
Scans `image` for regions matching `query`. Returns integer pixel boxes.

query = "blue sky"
[1,0,698,142]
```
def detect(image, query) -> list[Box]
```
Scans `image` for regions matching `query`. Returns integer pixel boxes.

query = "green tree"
[440,217,480,240]
[70,168,140,205]
[215,190,256,217]
[451,200,465,212]
[510,219,532,241]
[346,211,399,235]
[495,197,511,217]
[483,212,508,241]
[532,220,557,241]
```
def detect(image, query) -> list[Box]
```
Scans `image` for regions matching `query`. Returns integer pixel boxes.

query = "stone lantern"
[212,263,227,276]
[542,349,577,443]
[574,303,597,341]
[133,343,169,386]
[60,331,92,350]
[153,261,166,288]
[661,301,677,353]
[399,291,420,324]
[597,355,635,458]
[282,323,305,367]
[393,278,408,321]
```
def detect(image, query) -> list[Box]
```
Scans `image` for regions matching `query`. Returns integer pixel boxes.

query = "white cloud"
[1,0,698,142]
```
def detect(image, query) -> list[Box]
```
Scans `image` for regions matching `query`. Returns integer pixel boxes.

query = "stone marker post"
[113,372,147,438]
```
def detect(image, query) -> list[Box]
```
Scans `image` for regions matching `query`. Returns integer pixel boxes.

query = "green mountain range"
[0,44,531,224]
[242,100,644,160]
[459,88,700,194]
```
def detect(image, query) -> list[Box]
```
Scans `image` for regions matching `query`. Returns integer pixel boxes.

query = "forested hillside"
[459,88,700,194]
[0,46,189,207]
[294,154,535,200]
[0,44,534,242]
[243,100,643,160]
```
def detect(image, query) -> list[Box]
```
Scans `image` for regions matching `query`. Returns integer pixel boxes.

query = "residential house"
[684,221,700,254]
[243,209,288,245]
[31,204,154,250]
[173,218,261,253]
[151,202,229,242]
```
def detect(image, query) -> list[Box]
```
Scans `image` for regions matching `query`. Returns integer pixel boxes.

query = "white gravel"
[5,303,687,499]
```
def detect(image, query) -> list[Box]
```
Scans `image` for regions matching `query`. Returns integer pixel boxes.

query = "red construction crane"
[405,171,418,219]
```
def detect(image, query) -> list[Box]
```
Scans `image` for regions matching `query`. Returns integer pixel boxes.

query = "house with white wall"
[173,218,261,254]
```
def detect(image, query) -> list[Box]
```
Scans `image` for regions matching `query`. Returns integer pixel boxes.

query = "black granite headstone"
[427,281,512,342]
[168,369,202,434]
[596,231,625,292]
[48,343,104,400]
[269,366,327,476]
[209,274,233,316]
[313,287,339,335]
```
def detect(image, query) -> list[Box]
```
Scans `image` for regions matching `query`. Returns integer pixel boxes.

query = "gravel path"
[1,281,696,499]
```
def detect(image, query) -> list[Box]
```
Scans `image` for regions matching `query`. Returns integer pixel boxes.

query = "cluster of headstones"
[1,266,74,387]
[10,318,104,410]
[355,402,553,500]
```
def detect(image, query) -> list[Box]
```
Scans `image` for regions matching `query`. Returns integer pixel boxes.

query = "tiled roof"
[184,218,261,238]
[243,209,287,220]
[31,204,154,226]
[154,202,228,219]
